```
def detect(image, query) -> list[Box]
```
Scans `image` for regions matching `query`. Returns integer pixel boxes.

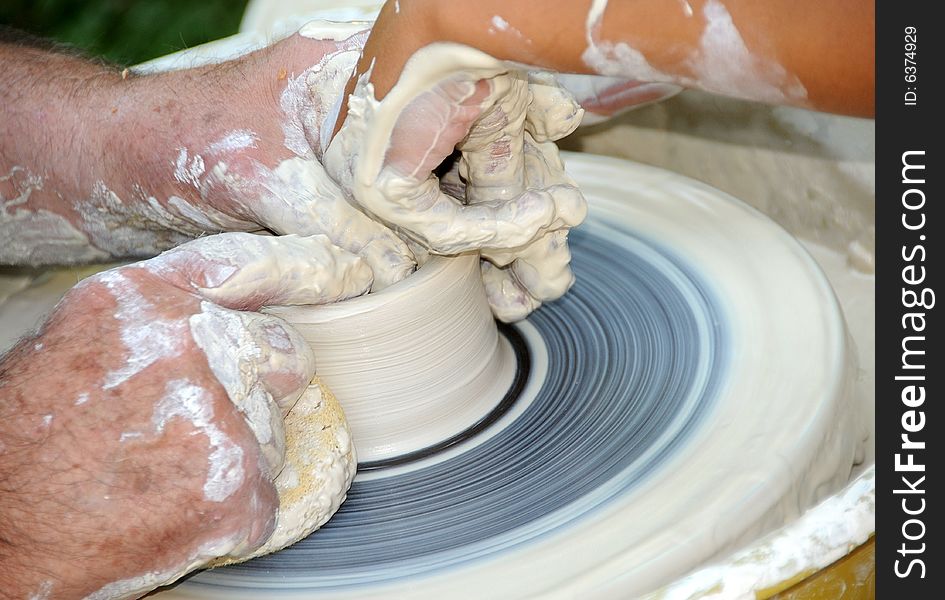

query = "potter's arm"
[1,29,414,287]
[351,0,874,118]
[0,31,264,266]
[0,31,130,264]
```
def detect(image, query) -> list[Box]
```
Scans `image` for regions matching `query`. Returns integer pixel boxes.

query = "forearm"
[2,28,365,268]
[361,0,874,116]
[0,31,119,186]
[0,32,240,267]
[1,34,275,267]
[0,32,129,264]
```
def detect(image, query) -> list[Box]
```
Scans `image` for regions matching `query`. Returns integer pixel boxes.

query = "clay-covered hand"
[323,49,583,253]
[440,72,589,322]
[470,74,677,321]
[323,40,587,320]
[0,233,371,599]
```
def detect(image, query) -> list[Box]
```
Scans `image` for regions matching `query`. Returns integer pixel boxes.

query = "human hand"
[0,233,370,598]
[322,35,587,320]
[440,72,588,322]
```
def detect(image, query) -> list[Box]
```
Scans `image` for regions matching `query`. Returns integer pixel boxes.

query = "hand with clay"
[0,233,367,598]
[1,28,413,290]
[323,43,590,321]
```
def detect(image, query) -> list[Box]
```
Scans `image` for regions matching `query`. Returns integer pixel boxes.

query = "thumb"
[140,232,373,311]
[458,72,530,205]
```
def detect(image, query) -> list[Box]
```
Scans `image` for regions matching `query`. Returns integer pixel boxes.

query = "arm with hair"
[1,28,415,287]
[0,30,126,264]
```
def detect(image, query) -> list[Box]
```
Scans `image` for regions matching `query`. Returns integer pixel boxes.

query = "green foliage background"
[0,0,249,64]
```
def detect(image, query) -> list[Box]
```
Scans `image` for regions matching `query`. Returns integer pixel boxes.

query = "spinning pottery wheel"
[146,153,862,599]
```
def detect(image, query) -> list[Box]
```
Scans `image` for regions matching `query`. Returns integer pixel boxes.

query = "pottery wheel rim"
[165,155,856,598]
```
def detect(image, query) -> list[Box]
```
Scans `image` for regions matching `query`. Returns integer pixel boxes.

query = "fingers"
[326,51,557,254]
[323,52,583,269]
[458,72,529,204]
[138,232,359,478]
[351,236,416,289]
[510,230,576,301]
[474,115,585,320]
[377,173,556,253]
[381,73,580,254]
[521,135,588,230]
[365,73,530,252]
[480,260,539,323]
[525,72,585,143]
[431,78,585,256]
[142,232,373,311]
[243,315,317,415]
[135,233,366,479]
[481,229,575,323]
[189,303,317,479]
[385,76,493,180]
[247,157,416,290]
